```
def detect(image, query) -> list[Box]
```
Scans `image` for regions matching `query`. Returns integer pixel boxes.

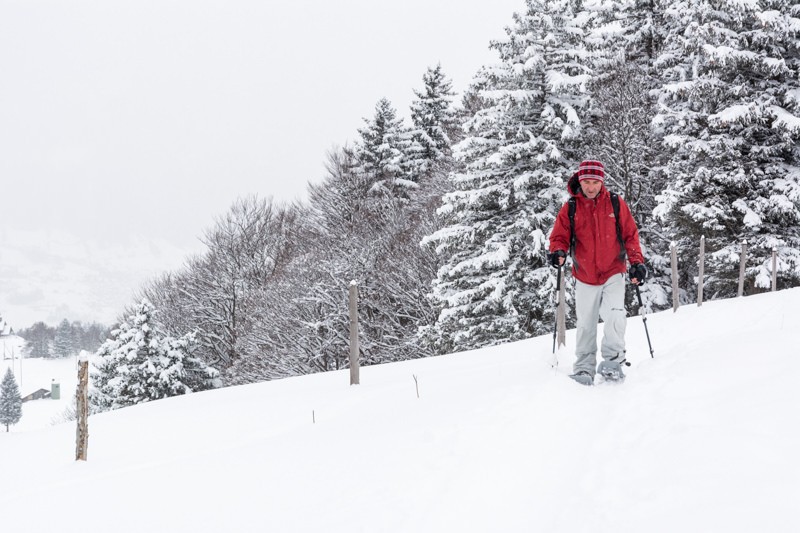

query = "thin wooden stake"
[697,236,705,307]
[671,242,679,312]
[348,281,360,386]
[771,249,777,292]
[413,375,420,399]
[738,241,748,297]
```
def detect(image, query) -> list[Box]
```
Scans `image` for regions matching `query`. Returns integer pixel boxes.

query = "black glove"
[548,250,567,268]
[629,263,647,284]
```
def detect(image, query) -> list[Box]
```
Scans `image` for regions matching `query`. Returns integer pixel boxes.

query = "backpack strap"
[610,192,626,261]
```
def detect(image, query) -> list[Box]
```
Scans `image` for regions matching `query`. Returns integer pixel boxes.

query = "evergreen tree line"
[17,320,111,359]
[118,0,799,388]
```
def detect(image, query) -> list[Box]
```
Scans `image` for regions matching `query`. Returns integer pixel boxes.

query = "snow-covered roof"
[0,316,13,336]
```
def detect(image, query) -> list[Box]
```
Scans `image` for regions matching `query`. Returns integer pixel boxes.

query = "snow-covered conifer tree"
[0,368,22,432]
[91,300,217,411]
[652,0,800,298]
[158,332,219,397]
[422,0,593,353]
[356,98,416,196]
[584,0,667,66]
[52,319,75,358]
[408,64,460,178]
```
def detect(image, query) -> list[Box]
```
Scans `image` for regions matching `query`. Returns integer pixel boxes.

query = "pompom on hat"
[572,160,605,182]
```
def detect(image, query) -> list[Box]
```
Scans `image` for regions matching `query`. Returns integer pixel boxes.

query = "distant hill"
[0,228,194,328]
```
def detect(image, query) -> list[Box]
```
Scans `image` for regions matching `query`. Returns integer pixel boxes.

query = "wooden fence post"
[771,249,777,292]
[348,281,360,386]
[697,236,705,307]
[671,242,679,312]
[75,353,89,461]
[737,240,748,297]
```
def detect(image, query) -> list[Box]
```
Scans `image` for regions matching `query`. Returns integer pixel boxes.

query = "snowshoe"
[569,370,594,386]
[597,360,625,383]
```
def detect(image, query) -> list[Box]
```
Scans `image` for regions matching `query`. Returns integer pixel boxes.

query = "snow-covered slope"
[1,289,797,532]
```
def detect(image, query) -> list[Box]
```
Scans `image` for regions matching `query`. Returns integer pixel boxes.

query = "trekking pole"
[635,284,654,358]
[552,264,563,355]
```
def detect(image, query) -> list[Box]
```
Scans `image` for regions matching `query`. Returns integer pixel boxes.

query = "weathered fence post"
[671,242,679,312]
[75,352,89,461]
[738,240,748,297]
[348,281,360,386]
[697,236,705,307]
[771,249,777,292]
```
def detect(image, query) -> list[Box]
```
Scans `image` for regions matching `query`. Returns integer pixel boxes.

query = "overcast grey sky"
[0,0,523,328]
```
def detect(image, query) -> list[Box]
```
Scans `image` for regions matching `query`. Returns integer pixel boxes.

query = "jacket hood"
[567,173,607,199]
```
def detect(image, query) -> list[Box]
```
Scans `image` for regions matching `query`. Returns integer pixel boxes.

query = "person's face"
[581,179,602,199]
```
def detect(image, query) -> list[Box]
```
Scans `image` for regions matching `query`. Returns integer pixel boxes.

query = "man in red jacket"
[548,160,646,385]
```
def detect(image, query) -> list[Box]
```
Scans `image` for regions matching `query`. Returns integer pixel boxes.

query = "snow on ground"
[1,288,798,532]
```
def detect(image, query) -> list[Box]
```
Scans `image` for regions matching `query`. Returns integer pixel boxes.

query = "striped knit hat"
[573,160,605,182]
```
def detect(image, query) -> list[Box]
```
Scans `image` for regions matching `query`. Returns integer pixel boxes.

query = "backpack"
[567,192,626,263]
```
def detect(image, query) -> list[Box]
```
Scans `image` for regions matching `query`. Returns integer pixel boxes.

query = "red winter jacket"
[549,178,644,286]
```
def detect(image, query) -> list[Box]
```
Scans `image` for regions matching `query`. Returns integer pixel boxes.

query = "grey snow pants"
[574,273,627,376]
